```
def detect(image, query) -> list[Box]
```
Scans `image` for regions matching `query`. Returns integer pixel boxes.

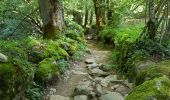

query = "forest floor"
[44,39,132,100]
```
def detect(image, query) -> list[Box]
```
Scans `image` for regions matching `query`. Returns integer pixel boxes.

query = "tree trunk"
[38,0,64,39]
[84,0,89,28]
[93,0,105,29]
[147,0,156,39]
[89,10,94,25]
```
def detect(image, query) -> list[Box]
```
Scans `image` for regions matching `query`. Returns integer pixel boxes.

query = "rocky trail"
[44,40,132,100]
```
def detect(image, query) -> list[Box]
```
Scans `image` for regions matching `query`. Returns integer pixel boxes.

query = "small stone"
[86,48,92,54]
[111,84,120,90]
[74,95,88,100]
[50,95,70,100]
[99,92,124,100]
[49,88,56,93]
[85,58,95,64]
[0,53,8,63]
[87,63,98,69]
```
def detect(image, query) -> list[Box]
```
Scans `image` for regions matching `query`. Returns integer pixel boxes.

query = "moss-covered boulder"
[25,37,69,63]
[0,60,34,100]
[135,60,170,85]
[34,58,60,85]
[126,76,170,100]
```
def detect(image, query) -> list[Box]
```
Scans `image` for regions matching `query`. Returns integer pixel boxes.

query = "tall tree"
[38,0,64,39]
[93,0,105,29]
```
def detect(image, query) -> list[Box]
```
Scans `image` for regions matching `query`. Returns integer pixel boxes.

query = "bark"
[89,10,94,25]
[147,0,156,39]
[84,0,89,28]
[93,0,105,29]
[38,0,64,39]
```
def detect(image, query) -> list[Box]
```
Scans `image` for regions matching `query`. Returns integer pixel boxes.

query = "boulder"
[135,60,170,85]
[74,95,88,100]
[99,92,124,100]
[50,95,70,100]
[0,53,8,63]
[126,76,170,100]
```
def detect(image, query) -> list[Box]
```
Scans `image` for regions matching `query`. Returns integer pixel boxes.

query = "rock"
[89,68,108,76]
[49,88,57,95]
[94,77,104,83]
[85,58,95,64]
[0,53,8,63]
[123,80,133,89]
[72,70,88,75]
[101,75,117,87]
[74,95,88,100]
[86,48,92,54]
[49,88,56,93]
[50,95,70,100]
[99,64,113,72]
[86,63,98,69]
[96,84,104,96]
[74,81,93,95]
[91,97,98,100]
[99,92,124,100]
[126,76,170,100]
[89,91,96,98]
[115,85,129,96]
[111,84,120,90]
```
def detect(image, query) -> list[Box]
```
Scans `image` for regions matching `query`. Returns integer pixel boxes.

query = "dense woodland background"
[0,0,170,100]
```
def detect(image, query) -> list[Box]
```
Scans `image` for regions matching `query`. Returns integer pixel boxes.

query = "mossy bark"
[38,0,64,39]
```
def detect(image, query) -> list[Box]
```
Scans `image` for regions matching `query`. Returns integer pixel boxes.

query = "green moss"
[0,60,34,99]
[126,76,170,100]
[135,60,170,85]
[34,58,59,84]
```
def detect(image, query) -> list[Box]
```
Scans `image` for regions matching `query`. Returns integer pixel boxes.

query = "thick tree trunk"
[93,0,105,29]
[38,0,64,39]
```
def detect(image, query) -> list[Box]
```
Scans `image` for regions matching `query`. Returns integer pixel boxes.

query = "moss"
[135,60,170,85]
[126,76,170,100]
[0,60,34,99]
[34,58,60,84]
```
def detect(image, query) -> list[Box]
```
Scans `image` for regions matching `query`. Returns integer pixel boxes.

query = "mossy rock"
[126,76,170,100]
[135,60,170,85]
[34,58,60,85]
[125,50,153,82]
[0,60,34,100]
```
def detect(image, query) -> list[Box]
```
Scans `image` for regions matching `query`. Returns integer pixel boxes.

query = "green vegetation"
[0,0,170,99]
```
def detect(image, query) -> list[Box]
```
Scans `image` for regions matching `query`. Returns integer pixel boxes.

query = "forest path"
[45,40,131,100]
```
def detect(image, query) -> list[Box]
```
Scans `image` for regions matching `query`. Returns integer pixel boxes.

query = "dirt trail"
[45,40,131,100]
